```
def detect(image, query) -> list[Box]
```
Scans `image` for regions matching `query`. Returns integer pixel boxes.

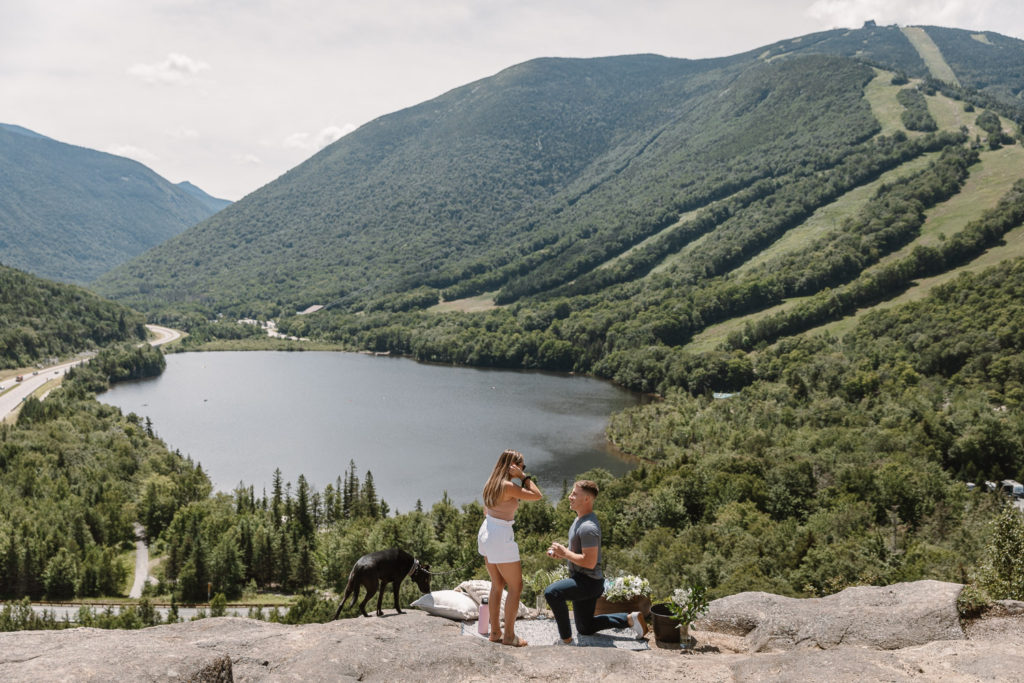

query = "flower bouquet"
[595,574,652,615]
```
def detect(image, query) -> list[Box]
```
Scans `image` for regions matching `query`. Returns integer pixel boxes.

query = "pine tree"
[209,534,245,599]
[322,484,337,525]
[343,460,359,519]
[274,530,293,588]
[295,475,313,540]
[272,468,284,528]
[177,538,208,602]
[252,528,275,586]
[363,471,379,519]
[292,539,316,590]
[311,491,322,530]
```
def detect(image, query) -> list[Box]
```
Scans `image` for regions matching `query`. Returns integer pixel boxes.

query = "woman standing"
[477,449,542,646]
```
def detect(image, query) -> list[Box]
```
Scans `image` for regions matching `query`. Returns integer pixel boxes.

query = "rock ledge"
[2,581,1023,682]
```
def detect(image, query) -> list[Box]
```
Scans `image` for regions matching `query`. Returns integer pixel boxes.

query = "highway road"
[0,324,182,422]
[0,357,89,421]
[145,324,182,346]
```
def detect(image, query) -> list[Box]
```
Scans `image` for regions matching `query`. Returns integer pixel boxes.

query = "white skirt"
[477,515,520,564]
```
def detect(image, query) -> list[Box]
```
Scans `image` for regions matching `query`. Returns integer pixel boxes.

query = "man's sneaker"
[553,638,574,646]
[628,611,650,639]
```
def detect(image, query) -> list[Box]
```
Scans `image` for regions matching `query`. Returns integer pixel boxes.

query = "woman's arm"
[503,478,543,502]
[505,462,543,501]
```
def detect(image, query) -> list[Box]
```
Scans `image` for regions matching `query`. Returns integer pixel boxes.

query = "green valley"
[6,21,1024,620]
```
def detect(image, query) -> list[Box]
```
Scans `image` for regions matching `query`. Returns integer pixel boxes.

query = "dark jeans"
[544,574,629,641]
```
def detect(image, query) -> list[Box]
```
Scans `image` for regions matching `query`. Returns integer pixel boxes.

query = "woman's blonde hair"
[483,449,523,508]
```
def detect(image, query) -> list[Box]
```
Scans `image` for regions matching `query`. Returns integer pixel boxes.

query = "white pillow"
[410,590,479,621]
[454,580,529,619]
[454,580,491,605]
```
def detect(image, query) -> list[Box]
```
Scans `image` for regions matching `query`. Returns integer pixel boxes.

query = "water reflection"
[101,351,641,512]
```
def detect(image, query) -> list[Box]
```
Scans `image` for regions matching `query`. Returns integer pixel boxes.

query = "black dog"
[333,548,431,618]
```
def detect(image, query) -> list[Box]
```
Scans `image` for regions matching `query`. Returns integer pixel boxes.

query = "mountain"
[0,262,147,368]
[175,181,232,215]
[94,51,883,313]
[0,123,229,285]
[93,23,1024,322]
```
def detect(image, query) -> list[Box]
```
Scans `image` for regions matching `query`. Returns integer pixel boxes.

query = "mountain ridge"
[92,23,1024,321]
[0,123,229,284]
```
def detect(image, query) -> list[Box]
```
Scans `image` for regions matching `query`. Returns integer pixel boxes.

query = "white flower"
[603,574,652,601]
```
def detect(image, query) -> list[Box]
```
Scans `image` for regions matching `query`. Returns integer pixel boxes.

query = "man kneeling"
[544,480,649,644]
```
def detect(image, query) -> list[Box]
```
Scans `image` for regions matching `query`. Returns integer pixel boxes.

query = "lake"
[100,351,641,512]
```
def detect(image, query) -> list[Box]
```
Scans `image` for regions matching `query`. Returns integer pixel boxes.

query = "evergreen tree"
[274,531,293,589]
[363,471,379,519]
[292,539,316,590]
[295,475,313,540]
[177,538,209,603]
[252,527,275,586]
[343,460,359,519]
[209,533,245,599]
[271,468,284,528]
[42,548,78,600]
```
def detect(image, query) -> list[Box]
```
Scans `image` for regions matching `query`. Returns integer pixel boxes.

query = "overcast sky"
[3,1,1022,201]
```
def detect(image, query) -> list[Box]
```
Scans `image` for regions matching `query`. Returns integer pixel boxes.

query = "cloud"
[106,144,159,163]
[316,124,355,148]
[806,0,990,29]
[166,126,200,140]
[283,124,356,150]
[283,132,311,149]
[236,153,263,166]
[128,53,210,85]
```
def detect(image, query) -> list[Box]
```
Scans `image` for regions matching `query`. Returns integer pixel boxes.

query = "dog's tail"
[333,569,358,620]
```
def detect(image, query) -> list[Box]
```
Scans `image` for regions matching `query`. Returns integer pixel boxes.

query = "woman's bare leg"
[484,560,504,641]
[494,561,525,646]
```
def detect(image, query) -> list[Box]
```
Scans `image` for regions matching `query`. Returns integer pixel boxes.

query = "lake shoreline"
[156,337,658,468]
[101,350,643,512]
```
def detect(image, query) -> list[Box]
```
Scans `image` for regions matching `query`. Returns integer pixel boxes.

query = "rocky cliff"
[2,581,1023,682]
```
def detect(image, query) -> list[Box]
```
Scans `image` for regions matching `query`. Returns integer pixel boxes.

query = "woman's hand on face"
[509,463,524,479]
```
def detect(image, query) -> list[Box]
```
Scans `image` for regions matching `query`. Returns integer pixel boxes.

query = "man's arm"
[575,545,599,570]
[548,544,599,569]
[550,519,601,568]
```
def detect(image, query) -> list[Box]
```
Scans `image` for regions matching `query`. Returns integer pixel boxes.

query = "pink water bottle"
[477,597,489,635]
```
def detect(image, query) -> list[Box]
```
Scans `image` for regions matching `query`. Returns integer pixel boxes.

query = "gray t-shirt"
[568,512,603,580]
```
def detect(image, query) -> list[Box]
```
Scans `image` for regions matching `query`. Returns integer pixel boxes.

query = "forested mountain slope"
[98,51,823,312]
[0,124,228,284]
[94,23,1024,320]
[0,264,147,369]
[90,22,1024,393]
[0,345,210,601]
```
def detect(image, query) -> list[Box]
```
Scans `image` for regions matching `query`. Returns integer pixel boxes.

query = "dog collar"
[408,559,420,577]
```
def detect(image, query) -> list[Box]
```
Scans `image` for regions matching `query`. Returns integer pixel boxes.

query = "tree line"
[0,264,146,369]
[0,344,208,601]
